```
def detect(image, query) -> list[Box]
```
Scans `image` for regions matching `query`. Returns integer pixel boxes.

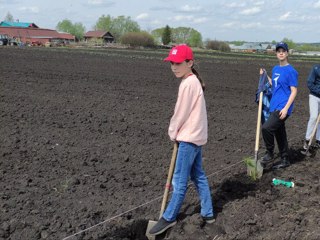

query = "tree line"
[4,12,215,48]
[56,15,205,48]
[3,12,320,51]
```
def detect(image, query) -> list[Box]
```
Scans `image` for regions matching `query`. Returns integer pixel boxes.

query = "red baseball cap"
[164,44,194,63]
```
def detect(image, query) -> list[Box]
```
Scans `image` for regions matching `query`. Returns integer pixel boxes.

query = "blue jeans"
[163,142,214,222]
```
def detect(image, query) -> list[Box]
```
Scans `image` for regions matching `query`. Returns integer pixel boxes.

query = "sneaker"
[315,140,320,148]
[303,140,310,150]
[202,215,216,224]
[272,157,290,170]
[261,151,274,163]
[149,217,177,235]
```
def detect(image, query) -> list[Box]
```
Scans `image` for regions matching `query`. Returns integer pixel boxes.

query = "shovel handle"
[255,92,263,153]
[159,142,178,219]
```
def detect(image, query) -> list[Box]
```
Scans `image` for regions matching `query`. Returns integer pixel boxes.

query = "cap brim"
[276,46,288,51]
[164,56,193,63]
[163,56,185,63]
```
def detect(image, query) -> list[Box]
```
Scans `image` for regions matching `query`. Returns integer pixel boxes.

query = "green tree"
[57,19,73,33]
[94,15,140,42]
[72,22,86,40]
[94,15,112,31]
[188,29,202,47]
[151,28,164,44]
[4,12,14,22]
[56,19,86,40]
[171,27,202,47]
[281,37,296,50]
[206,40,230,52]
[121,31,155,47]
[162,25,171,45]
[296,44,320,52]
[229,41,245,46]
[110,16,140,42]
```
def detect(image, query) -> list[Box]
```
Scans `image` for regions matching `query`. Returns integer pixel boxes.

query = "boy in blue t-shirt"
[260,42,298,169]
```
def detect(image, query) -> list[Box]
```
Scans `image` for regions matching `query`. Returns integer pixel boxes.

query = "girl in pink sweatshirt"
[149,44,215,236]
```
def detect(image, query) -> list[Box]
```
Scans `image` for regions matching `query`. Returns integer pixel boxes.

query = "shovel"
[247,91,264,179]
[301,113,320,156]
[146,142,178,240]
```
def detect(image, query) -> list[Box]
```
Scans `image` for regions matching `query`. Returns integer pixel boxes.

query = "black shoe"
[202,215,216,224]
[315,140,320,148]
[149,217,177,235]
[272,157,290,170]
[261,152,274,163]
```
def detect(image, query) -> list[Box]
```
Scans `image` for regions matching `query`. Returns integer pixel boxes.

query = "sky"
[0,0,320,43]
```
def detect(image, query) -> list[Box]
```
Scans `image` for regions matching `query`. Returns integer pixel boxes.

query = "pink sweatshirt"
[168,74,208,146]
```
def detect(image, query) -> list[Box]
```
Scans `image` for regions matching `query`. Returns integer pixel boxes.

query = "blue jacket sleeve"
[307,65,320,96]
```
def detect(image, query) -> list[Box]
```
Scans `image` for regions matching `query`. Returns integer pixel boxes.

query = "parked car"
[8,38,19,46]
[0,34,9,46]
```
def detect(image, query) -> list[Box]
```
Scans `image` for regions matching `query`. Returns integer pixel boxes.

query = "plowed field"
[1,47,319,240]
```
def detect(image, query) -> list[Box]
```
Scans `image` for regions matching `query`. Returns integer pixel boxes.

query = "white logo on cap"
[172,49,178,55]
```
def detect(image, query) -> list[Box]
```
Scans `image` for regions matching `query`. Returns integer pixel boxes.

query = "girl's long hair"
[191,67,205,91]
[186,60,205,91]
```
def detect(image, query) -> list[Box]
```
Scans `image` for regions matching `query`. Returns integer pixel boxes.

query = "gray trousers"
[305,94,320,141]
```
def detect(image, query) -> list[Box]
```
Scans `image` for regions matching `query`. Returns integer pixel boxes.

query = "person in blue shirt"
[303,64,320,149]
[260,42,298,169]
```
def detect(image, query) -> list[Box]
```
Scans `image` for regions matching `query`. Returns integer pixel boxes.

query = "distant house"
[57,32,76,42]
[229,42,274,53]
[0,26,75,45]
[84,30,114,43]
[0,21,39,28]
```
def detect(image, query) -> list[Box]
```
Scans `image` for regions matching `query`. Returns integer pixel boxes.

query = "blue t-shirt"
[269,64,298,115]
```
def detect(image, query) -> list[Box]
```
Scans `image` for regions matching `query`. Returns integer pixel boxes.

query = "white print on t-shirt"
[274,73,280,88]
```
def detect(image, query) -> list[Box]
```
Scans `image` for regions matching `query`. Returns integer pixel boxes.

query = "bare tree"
[4,12,14,22]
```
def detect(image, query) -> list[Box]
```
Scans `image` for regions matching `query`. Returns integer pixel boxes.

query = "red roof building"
[0,26,75,45]
[57,32,76,41]
[84,30,114,43]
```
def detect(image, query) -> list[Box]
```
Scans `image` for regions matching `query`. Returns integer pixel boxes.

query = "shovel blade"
[145,220,157,240]
[256,159,263,179]
[246,158,263,180]
[301,149,312,157]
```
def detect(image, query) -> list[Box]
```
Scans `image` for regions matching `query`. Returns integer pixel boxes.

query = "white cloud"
[222,22,237,28]
[0,0,20,3]
[151,19,161,25]
[180,5,202,12]
[241,22,262,29]
[315,0,320,8]
[222,21,261,29]
[172,15,194,21]
[254,1,265,6]
[86,0,114,7]
[136,13,149,20]
[18,6,39,13]
[240,7,261,15]
[224,2,246,8]
[88,0,103,5]
[279,11,291,21]
[170,15,207,24]
[193,17,208,23]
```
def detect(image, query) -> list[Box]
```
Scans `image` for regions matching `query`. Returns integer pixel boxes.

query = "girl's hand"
[279,109,288,120]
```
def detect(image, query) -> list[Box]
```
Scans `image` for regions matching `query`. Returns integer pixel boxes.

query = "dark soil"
[1,47,319,240]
